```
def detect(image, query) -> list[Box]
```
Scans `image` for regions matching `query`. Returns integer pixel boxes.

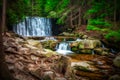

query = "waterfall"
[56,42,73,55]
[13,17,52,36]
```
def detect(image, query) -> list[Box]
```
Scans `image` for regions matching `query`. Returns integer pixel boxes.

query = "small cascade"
[13,17,52,36]
[92,50,95,55]
[56,41,73,55]
[102,43,105,48]
[110,48,116,53]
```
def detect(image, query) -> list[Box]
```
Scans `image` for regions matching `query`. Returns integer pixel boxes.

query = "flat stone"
[71,61,98,71]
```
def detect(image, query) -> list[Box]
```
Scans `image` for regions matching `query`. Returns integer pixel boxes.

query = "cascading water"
[56,41,73,55]
[13,17,52,36]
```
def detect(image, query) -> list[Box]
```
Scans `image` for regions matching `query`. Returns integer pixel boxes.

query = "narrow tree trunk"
[0,0,14,80]
[114,0,117,28]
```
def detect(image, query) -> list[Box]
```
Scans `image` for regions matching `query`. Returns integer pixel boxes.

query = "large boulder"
[78,39,101,49]
[70,39,101,54]
[41,40,58,50]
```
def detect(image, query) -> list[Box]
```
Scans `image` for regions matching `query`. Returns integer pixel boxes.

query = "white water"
[13,17,52,36]
[56,42,73,55]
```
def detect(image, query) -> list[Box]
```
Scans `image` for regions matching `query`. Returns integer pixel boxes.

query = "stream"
[9,17,120,80]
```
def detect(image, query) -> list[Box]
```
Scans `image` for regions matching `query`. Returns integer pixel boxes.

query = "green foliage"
[6,0,70,25]
[87,25,101,31]
[105,31,120,42]
[85,0,113,28]
[45,0,70,24]
[85,0,120,42]
[88,19,112,27]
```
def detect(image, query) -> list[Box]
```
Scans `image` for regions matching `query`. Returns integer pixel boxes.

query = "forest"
[0,0,120,80]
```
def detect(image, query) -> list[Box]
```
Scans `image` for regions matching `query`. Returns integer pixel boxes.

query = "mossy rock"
[78,39,101,49]
[80,49,92,54]
[71,47,78,51]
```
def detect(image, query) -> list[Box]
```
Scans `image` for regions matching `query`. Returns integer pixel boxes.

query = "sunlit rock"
[42,49,57,57]
[78,39,101,49]
[27,39,40,46]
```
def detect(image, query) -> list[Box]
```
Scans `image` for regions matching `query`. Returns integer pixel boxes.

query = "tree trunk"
[114,0,117,28]
[0,0,14,80]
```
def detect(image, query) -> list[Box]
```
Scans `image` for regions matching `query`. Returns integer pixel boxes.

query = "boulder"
[42,71,55,80]
[113,56,120,68]
[78,39,101,49]
[41,40,58,50]
[94,48,109,55]
[71,61,98,72]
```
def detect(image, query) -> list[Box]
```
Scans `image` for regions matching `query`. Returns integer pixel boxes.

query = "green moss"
[71,47,78,51]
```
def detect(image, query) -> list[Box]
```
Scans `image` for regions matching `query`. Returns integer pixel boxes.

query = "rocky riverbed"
[3,32,120,80]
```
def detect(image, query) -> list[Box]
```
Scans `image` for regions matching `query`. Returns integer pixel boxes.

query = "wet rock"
[113,56,120,68]
[41,40,58,50]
